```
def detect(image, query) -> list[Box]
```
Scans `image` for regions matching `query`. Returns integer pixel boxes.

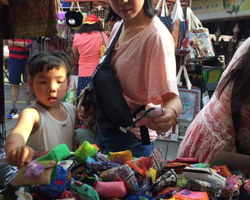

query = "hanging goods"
[170,0,189,55]
[57,0,69,39]
[84,24,150,145]
[155,0,172,31]
[186,7,215,61]
[177,65,201,139]
[65,1,85,30]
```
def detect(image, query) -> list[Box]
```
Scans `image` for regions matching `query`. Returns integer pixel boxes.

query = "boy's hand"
[6,145,34,169]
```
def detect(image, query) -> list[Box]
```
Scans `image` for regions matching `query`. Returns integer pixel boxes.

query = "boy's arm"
[5,108,39,166]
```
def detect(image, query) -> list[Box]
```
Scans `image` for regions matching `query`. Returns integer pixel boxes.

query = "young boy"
[5,51,77,169]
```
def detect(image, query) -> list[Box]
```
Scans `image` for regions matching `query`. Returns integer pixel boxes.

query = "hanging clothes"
[7,0,58,38]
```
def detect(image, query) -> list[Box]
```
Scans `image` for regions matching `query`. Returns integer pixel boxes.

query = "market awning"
[63,0,191,11]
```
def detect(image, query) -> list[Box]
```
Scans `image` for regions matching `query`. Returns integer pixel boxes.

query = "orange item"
[219,165,232,177]
[172,189,209,200]
[125,160,145,176]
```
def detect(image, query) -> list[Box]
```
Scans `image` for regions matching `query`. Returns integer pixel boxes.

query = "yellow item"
[100,32,107,59]
[147,167,157,184]
[108,150,133,164]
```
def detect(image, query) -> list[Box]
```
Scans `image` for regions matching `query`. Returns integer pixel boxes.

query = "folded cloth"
[85,161,120,172]
[151,169,178,194]
[36,144,71,162]
[108,150,133,164]
[95,181,127,198]
[110,164,139,193]
[71,180,100,200]
[40,165,72,199]
[74,141,98,162]
[149,148,166,176]
[12,160,56,186]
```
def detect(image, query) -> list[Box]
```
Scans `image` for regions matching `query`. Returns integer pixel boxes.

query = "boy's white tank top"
[26,102,75,151]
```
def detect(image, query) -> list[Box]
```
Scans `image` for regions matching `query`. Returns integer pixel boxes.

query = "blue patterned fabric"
[160,16,172,31]
[77,77,92,98]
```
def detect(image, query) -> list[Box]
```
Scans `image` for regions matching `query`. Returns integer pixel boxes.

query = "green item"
[198,163,210,168]
[74,141,98,162]
[0,194,4,200]
[37,144,71,162]
[71,181,100,200]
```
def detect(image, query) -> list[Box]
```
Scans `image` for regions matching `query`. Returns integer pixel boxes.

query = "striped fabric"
[9,39,32,60]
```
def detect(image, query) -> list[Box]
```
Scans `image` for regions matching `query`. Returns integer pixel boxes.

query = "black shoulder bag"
[88,23,150,145]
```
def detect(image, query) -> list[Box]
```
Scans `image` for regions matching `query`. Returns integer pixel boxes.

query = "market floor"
[3,83,36,138]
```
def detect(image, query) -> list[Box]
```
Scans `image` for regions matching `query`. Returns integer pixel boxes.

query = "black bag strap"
[102,23,123,64]
[132,105,150,145]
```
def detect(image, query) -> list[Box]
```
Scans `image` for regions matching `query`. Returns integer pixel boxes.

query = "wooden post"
[0,2,7,142]
[0,2,5,125]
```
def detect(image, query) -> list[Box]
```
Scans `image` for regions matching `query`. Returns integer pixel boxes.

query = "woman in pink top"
[77,0,182,157]
[178,37,250,163]
[72,14,108,98]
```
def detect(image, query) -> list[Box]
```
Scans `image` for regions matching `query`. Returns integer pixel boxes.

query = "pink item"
[178,37,250,163]
[24,161,45,179]
[95,181,127,198]
[135,107,163,126]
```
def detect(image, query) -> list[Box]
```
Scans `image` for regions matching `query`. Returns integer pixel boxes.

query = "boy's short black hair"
[105,0,158,22]
[27,50,71,79]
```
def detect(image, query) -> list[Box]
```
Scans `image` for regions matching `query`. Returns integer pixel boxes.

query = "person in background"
[5,38,32,119]
[77,0,182,157]
[5,51,77,169]
[72,14,108,99]
[177,37,250,163]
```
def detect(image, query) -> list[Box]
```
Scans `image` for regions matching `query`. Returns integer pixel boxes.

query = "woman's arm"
[161,92,182,119]
[72,46,79,60]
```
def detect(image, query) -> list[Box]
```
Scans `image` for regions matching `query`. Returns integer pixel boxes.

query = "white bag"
[171,0,184,22]
[186,7,215,61]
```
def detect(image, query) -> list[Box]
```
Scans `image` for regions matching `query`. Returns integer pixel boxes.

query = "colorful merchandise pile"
[1,142,250,200]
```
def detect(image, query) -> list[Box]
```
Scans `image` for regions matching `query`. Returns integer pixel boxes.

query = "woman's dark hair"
[27,50,71,80]
[105,0,158,22]
[217,46,250,112]
[77,22,104,34]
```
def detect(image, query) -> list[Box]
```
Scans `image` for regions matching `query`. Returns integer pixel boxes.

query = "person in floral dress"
[178,37,250,163]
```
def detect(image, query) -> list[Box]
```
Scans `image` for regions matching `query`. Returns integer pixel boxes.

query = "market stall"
[1,0,239,199]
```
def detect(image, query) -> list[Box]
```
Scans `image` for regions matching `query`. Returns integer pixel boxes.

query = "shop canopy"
[63,0,191,11]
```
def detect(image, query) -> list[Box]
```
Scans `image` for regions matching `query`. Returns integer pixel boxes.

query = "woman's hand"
[6,145,34,169]
[147,108,178,133]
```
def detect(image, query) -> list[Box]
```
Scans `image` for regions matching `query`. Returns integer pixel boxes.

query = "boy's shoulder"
[62,102,77,115]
